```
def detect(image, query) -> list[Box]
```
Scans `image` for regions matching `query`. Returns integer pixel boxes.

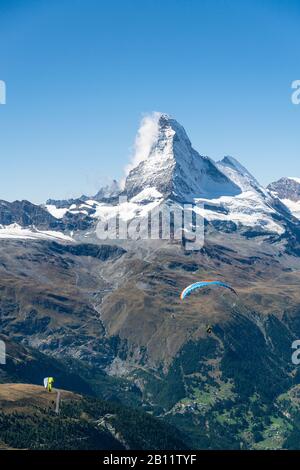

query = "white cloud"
[121,112,162,188]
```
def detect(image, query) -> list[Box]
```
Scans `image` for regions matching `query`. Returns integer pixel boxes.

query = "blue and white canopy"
[180,281,237,300]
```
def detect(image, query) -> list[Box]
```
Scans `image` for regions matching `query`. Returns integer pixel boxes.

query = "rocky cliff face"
[268,177,300,220]
[0,200,62,229]
[268,177,300,202]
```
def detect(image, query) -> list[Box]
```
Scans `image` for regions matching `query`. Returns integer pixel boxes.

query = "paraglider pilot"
[44,377,55,393]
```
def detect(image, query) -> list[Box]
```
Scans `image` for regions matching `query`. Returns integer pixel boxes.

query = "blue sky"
[0,0,299,203]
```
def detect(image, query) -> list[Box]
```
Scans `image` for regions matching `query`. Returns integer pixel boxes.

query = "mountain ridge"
[0,114,299,249]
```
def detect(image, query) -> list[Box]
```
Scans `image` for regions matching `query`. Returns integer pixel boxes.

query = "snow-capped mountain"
[198,153,286,235]
[268,177,300,220]
[120,114,291,237]
[0,113,299,244]
[124,114,240,201]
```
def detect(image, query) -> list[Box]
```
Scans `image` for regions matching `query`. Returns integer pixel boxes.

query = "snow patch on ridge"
[0,223,74,241]
[45,204,68,219]
[281,199,300,220]
[130,187,163,203]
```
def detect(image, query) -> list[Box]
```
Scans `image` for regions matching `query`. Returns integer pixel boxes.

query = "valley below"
[1,229,300,449]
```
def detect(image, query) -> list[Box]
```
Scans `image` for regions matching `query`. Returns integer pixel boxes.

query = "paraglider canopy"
[180,280,237,300]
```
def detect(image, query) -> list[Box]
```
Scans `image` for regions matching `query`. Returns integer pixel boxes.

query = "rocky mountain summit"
[268,177,300,220]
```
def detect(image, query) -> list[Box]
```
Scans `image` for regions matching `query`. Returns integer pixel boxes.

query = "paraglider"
[180,281,237,335]
[180,280,237,300]
[43,377,55,393]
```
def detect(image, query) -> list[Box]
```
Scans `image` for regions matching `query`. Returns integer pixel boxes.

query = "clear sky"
[0,0,299,203]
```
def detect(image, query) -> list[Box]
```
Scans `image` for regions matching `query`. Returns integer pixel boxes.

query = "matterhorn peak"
[156,113,191,142]
[124,113,240,201]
